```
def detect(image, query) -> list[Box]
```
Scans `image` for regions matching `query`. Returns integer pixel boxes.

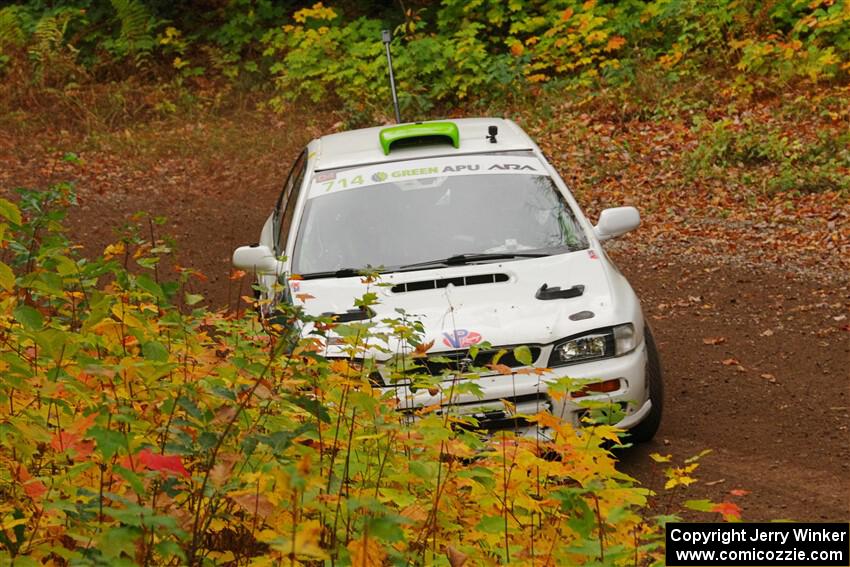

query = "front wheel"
[626,325,664,443]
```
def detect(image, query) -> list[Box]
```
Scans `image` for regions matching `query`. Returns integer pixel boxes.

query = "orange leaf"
[416,403,441,416]
[702,336,726,345]
[296,293,315,302]
[23,478,47,499]
[70,413,98,434]
[486,363,513,375]
[348,534,386,567]
[137,448,190,479]
[711,501,742,521]
[605,36,626,51]
[229,269,247,280]
[51,431,80,452]
[413,339,435,357]
[17,467,47,499]
[400,503,428,522]
[50,431,94,461]
[730,489,750,497]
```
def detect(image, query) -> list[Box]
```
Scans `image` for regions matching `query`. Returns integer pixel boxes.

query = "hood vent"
[391,273,509,294]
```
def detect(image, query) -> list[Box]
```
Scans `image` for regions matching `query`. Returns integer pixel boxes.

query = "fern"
[110,0,158,62]
[28,11,76,65]
[0,6,26,52]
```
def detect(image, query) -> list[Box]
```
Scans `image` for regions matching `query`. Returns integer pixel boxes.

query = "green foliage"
[258,0,849,117]
[687,117,850,194]
[0,6,25,72]
[0,6,27,52]
[260,1,631,118]
[732,0,850,84]
[25,7,84,84]
[0,183,737,564]
[106,0,162,64]
[2,0,847,115]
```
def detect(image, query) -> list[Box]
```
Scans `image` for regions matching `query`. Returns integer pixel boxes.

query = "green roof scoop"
[379,122,460,155]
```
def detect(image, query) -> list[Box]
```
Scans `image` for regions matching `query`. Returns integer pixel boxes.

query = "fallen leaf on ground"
[760,373,777,383]
[702,336,726,345]
[712,501,742,521]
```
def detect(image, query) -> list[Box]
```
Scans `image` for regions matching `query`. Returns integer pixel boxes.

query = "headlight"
[549,324,636,366]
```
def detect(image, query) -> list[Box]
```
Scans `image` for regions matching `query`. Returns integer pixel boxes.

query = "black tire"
[626,325,664,443]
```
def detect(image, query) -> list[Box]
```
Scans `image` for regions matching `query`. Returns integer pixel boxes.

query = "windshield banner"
[308,155,547,197]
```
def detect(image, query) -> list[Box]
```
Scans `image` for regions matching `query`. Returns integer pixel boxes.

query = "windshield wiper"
[400,252,549,270]
[297,268,364,280]
[298,253,550,279]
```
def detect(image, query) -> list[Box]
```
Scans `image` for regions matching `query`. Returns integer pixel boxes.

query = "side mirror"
[232,244,283,275]
[594,206,640,241]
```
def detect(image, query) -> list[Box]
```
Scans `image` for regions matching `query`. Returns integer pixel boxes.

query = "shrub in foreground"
[0,186,737,565]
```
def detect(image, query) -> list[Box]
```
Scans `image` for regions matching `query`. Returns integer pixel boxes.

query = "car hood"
[291,250,633,357]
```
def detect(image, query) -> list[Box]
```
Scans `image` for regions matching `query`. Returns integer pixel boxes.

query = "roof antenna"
[381,29,402,124]
[487,125,498,143]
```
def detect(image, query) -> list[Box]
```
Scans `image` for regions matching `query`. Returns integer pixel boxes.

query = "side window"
[274,150,308,254]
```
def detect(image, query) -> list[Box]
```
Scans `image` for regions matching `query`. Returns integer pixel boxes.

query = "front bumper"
[386,341,650,432]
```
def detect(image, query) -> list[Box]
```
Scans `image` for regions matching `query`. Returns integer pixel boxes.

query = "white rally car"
[233,118,662,442]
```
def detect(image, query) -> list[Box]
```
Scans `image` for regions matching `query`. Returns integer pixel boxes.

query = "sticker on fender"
[309,155,546,197]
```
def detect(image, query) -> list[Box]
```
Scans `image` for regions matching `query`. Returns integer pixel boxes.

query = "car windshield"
[291,155,588,276]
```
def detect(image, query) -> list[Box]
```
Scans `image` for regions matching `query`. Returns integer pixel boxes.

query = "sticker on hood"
[442,329,482,348]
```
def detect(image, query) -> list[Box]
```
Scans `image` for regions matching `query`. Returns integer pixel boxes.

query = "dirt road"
[2,114,848,522]
[614,250,849,521]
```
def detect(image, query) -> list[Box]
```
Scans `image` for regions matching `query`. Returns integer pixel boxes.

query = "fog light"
[572,378,621,398]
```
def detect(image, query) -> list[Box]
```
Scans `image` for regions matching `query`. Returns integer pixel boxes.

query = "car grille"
[443,393,552,432]
[390,346,541,378]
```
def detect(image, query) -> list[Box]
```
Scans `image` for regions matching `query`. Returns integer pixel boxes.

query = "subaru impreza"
[232,118,663,442]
